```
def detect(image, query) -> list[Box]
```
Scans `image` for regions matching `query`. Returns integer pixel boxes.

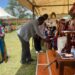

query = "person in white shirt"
[17,15,48,64]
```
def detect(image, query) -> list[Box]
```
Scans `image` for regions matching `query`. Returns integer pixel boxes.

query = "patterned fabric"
[57,36,67,53]
[0,26,4,37]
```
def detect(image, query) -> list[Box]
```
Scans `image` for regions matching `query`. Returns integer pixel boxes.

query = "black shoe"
[21,61,31,64]
[0,60,3,64]
[29,58,34,62]
[20,60,27,64]
[26,60,31,64]
[26,58,34,64]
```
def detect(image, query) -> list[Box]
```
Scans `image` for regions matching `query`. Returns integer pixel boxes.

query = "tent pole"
[34,4,73,7]
[28,0,33,5]
[32,5,35,48]
[32,5,35,19]
[67,0,69,13]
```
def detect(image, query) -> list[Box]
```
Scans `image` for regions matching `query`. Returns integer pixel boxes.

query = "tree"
[5,0,32,18]
[6,0,17,16]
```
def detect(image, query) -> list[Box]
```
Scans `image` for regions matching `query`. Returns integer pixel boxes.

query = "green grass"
[0,31,37,75]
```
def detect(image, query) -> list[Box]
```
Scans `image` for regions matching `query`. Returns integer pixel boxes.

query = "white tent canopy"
[0,7,17,19]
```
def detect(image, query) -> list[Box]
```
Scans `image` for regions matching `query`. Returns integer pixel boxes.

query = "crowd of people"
[0,3,75,64]
[17,9,75,64]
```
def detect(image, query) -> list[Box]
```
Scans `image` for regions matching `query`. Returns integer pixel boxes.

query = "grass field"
[0,31,37,75]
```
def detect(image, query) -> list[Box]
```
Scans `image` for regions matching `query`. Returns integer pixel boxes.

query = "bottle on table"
[71,46,75,57]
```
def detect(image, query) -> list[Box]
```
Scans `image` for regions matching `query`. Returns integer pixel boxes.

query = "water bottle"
[71,46,75,57]
[73,48,75,58]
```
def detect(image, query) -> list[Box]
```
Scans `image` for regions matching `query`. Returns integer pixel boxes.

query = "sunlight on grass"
[0,31,37,75]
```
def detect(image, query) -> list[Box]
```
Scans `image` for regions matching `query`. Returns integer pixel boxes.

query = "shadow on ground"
[15,63,36,75]
[15,48,37,75]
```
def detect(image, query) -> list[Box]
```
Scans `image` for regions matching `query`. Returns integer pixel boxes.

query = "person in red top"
[69,3,75,19]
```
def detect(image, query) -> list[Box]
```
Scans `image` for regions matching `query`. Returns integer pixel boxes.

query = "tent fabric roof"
[0,7,17,19]
[18,0,75,15]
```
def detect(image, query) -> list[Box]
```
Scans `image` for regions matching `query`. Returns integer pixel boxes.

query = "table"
[48,50,75,75]
[56,53,75,75]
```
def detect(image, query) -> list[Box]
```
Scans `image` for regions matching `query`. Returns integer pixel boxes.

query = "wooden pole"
[33,6,35,19]
[67,0,69,13]
[32,5,35,48]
